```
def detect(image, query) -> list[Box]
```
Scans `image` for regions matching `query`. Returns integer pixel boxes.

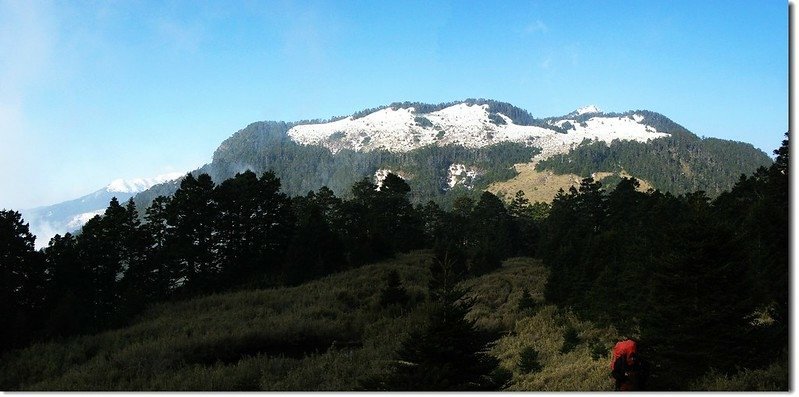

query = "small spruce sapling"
[560,325,581,354]
[517,287,537,312]
[518,346,543,373]
[379,270,409,307]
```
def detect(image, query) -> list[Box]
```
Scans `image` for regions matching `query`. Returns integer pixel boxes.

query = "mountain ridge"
[23,99,772,246]
[196,99,770,203]
[283,100,670,157]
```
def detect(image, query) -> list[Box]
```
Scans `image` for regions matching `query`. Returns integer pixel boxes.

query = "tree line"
[1,170,544,353]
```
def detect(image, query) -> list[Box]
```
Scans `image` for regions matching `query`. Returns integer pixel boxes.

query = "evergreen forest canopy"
[134,120,540,210]
[132,101,772,212]
[0,132,788,391]
[536,125,772,195]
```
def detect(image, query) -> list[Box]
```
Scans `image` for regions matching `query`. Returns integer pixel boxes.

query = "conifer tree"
[77,198,128,325]
[467,191,512,275]
[167,173,218,293]
[507,190,541,257]
[365,258,504,390]
[284,194,344,283]
[0,210,45,350]
[508,190,532,218]
[118,198,168,312]
[139,195,175,297]
[517,287,536,312]
[376,173,424,252]
[214,171,294,286]
[640,193,756,389]
[43,232,90,337]
[518,347,542,373]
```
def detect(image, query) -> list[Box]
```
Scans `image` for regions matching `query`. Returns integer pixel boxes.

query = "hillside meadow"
[1,251,787,391]
[0,252,613,391]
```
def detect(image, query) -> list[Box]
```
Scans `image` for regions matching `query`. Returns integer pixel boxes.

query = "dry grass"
[461,257,620,391]
[488,162,653,203]
[2,254,623,391]
[492,306,619,391]
[488,163,583,204]
[593,170,654,191]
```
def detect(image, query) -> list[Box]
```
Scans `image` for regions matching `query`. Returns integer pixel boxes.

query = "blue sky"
[0,0,788,209]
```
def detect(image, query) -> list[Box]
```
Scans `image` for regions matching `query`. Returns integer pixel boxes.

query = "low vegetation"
[0,253,621,391]
[0,252,432,390]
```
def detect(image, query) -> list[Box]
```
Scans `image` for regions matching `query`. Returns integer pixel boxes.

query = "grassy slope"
[2,251,780,391]
[461,258,619,391]
[2,252,622,391]
[1,252,433,391]
[488,163,652,204]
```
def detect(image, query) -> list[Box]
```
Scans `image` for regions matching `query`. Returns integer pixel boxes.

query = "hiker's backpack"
[610,339,638,371]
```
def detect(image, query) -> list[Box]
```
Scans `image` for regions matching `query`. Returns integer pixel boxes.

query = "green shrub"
[589,341,606,361]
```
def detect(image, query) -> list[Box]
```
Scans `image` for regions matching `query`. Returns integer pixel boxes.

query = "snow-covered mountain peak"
[288,102,548,154]
[106,172,184,193]
[287,101,670,160]
[573,105,602,115]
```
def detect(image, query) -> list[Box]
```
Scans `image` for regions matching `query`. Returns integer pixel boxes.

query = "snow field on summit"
[286,103,670,161]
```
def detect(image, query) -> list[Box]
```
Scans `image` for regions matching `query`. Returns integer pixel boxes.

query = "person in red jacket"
[611,339,649,391]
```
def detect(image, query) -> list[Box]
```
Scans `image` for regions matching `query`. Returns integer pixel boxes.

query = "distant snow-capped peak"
[106,172,184,193]
[573,105,602,115]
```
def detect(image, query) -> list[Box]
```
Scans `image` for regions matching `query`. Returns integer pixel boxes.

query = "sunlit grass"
[462,258,618,391]
[690,359,789,391]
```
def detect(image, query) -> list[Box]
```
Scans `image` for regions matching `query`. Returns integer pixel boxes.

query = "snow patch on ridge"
[447,164,479,190]
[374,169,410,190]
[534,113,669,160]
[288,103,552,154]
[374,169,393,189]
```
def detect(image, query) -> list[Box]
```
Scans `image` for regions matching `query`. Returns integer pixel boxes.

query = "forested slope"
[536,112,772,196]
